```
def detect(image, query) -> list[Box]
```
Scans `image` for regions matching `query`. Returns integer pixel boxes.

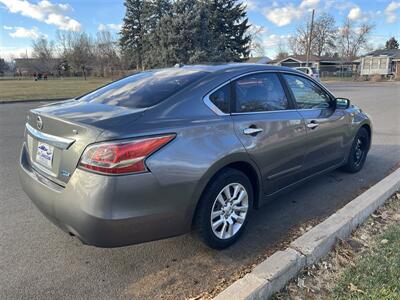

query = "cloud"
[243,0,261,11]
[46,13,81,31]
[385,1,400,23]
[348,6,362,20]
[0,0,81,31]
[98,23,122,31]
[300,0,320,9]
[262,34,291,48]
[264,4,302,27]
[3,25,45,39]
[346,5,382,22]
[0,46,33,60]
[263,0,320,27]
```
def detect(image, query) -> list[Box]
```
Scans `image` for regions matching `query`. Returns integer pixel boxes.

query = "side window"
[234,73,288,113]
[209,84,230,113]
[283,74,332,109]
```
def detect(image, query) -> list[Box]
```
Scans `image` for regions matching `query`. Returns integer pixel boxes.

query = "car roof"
[170,63,297,74]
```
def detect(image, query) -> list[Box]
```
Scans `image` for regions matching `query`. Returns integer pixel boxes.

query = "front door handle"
[307,122,319,129]
[243,127,263,135]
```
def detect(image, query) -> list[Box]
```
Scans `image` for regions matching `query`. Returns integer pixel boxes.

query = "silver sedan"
[19,64,372,249]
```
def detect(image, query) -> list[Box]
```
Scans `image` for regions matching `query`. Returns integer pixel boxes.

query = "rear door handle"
[243,127,263,135]
[306,122,319,129]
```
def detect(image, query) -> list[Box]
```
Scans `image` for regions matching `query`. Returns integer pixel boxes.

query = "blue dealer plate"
[36,142,54,169]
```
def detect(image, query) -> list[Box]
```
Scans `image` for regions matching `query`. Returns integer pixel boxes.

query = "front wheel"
[342,127,370,173]
[194,168,253,249]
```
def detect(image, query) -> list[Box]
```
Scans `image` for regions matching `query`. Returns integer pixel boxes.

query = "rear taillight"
[79,134,175,175]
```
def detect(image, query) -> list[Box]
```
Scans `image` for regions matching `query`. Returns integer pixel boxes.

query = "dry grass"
[273,192,400,300]
[0,77,112,101]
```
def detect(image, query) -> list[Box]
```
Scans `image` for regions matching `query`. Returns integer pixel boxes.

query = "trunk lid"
[25,100,146,186]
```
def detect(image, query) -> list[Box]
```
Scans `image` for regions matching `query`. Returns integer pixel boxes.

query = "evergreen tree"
[120,0,251,69]
[142,0,172,68]
[146,0,172,28]
[120,0,149,69]
[385,37,399,50]
[205,0,251,62]
[189,3,212,64]
[150,0,205,67]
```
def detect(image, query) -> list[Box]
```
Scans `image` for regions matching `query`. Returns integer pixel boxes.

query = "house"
[269,55,358,75]
[269,55,321,68]
[360,49,400,78]
[246,56,272,64]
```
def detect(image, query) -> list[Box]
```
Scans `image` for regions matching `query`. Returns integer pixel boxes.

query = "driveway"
[1,82,399,300]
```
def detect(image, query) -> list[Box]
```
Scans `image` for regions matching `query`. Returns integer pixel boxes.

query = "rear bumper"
[18,143,190,247]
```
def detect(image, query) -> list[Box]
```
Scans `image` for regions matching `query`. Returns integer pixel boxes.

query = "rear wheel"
[194,168,253,249]
[342,127,370,173]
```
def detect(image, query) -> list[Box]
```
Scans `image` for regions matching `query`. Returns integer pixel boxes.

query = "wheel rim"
[354,137,366,166]
[210,183,249,240]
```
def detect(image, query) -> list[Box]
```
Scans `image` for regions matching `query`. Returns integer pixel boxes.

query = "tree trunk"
[82,66,87,80]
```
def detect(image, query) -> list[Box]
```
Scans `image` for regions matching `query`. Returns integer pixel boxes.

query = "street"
[1,82,399,300]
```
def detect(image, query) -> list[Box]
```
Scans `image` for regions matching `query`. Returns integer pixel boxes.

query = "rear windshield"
[79,69,208,109]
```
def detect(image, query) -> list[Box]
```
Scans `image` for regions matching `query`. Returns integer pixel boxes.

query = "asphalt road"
[1,82,399,300]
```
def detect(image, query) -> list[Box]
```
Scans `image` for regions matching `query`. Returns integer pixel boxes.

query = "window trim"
[203,70,300,116]
[231,72,294,114]
[203,83,232,115]
[279,72,335,111]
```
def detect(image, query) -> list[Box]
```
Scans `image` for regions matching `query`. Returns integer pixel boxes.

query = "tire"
[342,127,370,173]
[194,168,253,249]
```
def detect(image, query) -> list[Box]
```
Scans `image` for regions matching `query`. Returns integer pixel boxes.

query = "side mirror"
[335,97,350,109]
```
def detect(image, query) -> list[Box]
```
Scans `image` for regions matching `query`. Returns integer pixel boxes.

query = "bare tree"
[312,14,336,56]
[289,13,336,57]
[336,19,374,60]
[275,41,289,60]
[32,37,57,73]
[95,30,120,77]
[57,31,95,79]
[247,24,266,57]
[288,25,309,55]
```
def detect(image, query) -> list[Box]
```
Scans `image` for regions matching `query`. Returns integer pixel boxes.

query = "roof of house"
[364,49,400,58]
[271,55,348,65]
[246,56,272,64]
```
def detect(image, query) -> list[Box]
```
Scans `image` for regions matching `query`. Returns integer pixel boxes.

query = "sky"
[0,0,399,60]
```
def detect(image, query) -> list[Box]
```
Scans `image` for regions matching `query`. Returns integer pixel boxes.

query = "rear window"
[79,69,208,109]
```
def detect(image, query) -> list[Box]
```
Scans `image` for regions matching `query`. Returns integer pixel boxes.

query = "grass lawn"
[273,192,400,300]
[0,78,112,101]
[332,224,400,299]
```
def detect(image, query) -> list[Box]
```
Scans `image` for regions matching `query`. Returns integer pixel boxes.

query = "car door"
[231,72,307,197]
[281,73,349,176]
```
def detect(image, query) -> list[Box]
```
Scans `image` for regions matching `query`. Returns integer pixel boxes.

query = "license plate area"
[36,142,54,169]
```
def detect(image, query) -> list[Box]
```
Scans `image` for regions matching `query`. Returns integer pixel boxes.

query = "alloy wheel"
[210,183,249,239]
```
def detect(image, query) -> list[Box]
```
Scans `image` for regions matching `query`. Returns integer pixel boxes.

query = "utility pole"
[306,9,315,67]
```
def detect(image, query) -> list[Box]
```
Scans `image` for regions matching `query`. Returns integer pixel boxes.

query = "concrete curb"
[0,98,68,104]
[214,168,400,300]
